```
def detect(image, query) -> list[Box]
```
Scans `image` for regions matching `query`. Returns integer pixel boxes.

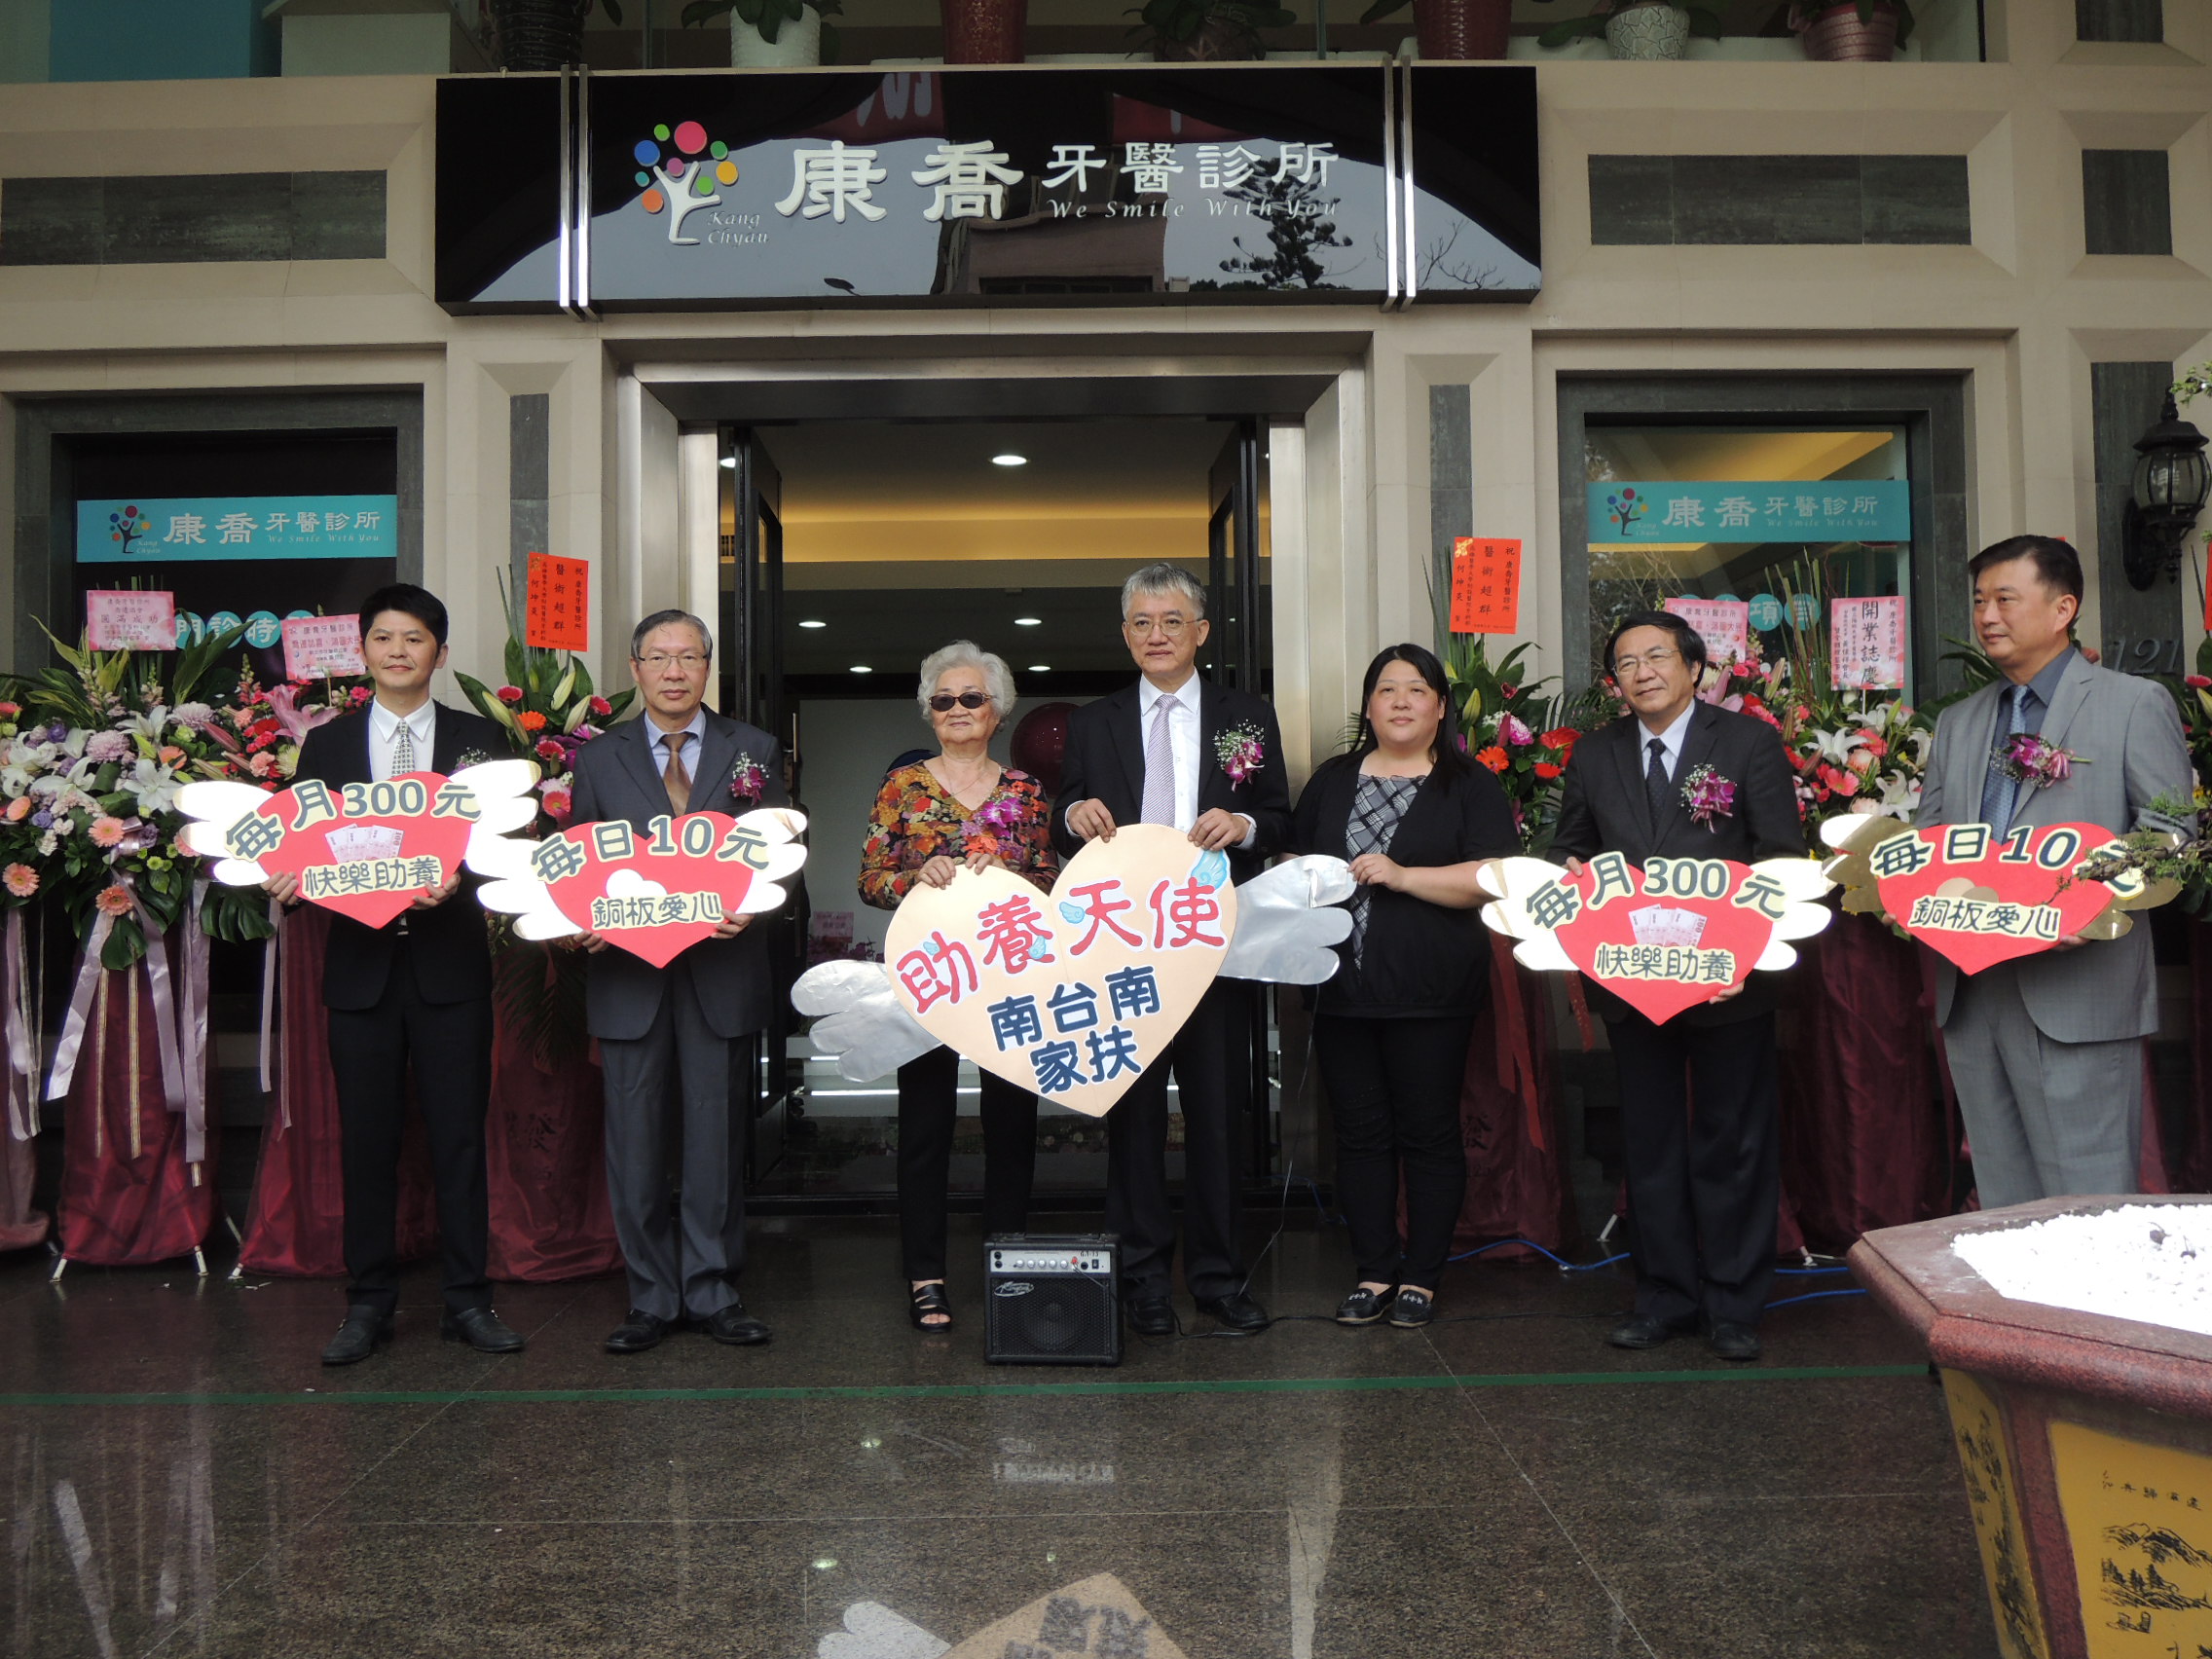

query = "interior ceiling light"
[1014,616,1043,626]
[719,456,736,468]
[849,664,872,674]
[991,453,1028,466]
[798,618,827,629]
[1028,664,1051,673]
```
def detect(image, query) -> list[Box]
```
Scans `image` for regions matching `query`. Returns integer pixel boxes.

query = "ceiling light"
[1014,616,1043,627]
[992,453,1027,467]
[719,456,736,468]
[849,665,872,674]
[798,618,827,629]
[1028,664,1051,673]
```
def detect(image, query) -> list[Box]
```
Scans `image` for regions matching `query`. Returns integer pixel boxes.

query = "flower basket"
[1794,0,1900,59]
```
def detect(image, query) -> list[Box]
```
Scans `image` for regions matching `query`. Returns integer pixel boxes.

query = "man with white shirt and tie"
[277,585,521,1365]
[1053,563,1292,1335]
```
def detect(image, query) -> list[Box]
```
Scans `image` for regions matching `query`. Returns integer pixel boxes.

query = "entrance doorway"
[716,414,1273,1203]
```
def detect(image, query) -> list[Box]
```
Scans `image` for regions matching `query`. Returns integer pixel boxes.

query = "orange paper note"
[1450,537,1522,635]
[525,552,590,651]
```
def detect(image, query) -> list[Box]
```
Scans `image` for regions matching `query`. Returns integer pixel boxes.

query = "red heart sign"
[1544,852,1788,1025]
[1861,821,2132,975]
[213,771,480,929]
[524,811,792,969]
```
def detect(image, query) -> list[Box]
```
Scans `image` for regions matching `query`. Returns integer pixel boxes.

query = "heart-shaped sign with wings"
[470,807,809,968]
[176,761,542,928]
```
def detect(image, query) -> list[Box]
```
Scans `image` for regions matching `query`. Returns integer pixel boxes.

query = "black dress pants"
[324,942,493,1315]
[1104,978,1251,1300]
[1314,1012,1473,1290]
[1605,1008,1780,1329]
[896,1044,1038,1281]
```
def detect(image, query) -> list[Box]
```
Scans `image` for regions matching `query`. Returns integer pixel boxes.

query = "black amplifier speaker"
[983,1234,1122,1366]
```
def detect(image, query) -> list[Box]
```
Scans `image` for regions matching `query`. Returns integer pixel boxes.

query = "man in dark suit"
[569,608,790,1355]
[1550,609,1805,1362]
[277,583,522,1366]
[1052,562,1292,1336]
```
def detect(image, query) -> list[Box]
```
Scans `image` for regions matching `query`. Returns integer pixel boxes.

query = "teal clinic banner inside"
[77,497,400,564]
[1588,480,1910,543]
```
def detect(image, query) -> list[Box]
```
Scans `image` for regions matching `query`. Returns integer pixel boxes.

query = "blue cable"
[1765,1287,1867,1310]
[1446,1237,1629,1272]
[1775,1265,1853,1275]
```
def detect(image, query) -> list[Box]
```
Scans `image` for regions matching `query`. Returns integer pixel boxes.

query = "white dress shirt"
[1639,700,1699,782]
[367,699,436,783]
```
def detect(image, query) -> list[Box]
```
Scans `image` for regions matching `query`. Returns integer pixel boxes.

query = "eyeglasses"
[1125,616,1191,638]
[1610,646,1682,680]
[928,691,991,712]
[636,652,709,672]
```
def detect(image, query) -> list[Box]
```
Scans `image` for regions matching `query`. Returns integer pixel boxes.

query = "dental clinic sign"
[77,497,400,563]
[1588,481,1910,543]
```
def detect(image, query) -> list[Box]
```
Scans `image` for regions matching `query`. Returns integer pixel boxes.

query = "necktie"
[389,717,417,778]
[661,731,692,818]
[1644,736,1673,832]
[1978,685,2030,832]
[1141,693,1178,827]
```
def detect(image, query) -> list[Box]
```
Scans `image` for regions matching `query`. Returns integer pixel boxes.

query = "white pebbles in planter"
[1951,1203,2212,1338]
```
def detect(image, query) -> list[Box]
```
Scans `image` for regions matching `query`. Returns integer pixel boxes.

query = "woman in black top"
[1293,644,1520,1329]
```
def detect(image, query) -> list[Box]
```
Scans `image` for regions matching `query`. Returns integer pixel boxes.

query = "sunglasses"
[928,691,992,712]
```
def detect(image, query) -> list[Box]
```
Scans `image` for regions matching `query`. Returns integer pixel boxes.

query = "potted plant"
[682,0,841,66]
[1130,0,1295,60]
[1535,0,1723,59]
[489,0,624,70]
[1788,0,1915,60]
[1356,0,1509,59]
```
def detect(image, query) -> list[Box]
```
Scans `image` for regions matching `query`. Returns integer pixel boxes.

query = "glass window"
[1584,423,1914,698]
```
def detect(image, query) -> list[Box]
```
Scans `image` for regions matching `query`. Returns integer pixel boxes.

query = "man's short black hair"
[358,583,450,648]
[1967,535,2083,605]
[1602,608,1708,681]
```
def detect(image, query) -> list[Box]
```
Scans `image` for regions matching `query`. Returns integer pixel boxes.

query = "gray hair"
[916,640,1016,723]
[630,609,712,660]
[1120,561,1206,621]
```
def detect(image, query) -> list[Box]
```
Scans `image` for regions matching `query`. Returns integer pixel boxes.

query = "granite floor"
[0,1214,1995,1659]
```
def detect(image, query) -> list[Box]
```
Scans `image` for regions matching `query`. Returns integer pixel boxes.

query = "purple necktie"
[1141,693,1178,826]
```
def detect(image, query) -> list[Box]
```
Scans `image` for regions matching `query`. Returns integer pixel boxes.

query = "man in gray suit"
[571,609,791,1353]
[1916,535,2190,1208]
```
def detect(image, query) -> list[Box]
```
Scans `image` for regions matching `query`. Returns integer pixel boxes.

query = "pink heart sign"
[883,823,1237,1119]
[1828,820,2148,975]
[201,772,480,929]
[500,809,806,969]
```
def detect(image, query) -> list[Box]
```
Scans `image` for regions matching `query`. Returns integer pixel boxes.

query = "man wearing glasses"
[570,609,790,1354]
[1550,610,1803,1362]
[1054,563,1292,1336]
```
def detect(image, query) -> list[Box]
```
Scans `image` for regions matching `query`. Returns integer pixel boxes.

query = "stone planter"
[732,8,822,65]
[1852,1198,2212,1659]
[1605,2,1691,58]
[941,0,1025,62]
[1795,1,1900,60]
[1412,0,1511,59]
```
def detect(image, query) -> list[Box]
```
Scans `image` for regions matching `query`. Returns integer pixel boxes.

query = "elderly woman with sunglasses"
[859,641,1058,1331]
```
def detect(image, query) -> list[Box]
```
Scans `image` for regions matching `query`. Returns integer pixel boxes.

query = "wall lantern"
[2123,394,2211,589]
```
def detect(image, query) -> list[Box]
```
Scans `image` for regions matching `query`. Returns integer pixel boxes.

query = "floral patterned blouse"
[858,762,1059,910]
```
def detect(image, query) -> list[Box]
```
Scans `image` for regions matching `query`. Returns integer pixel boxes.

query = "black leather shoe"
[704,1302,771,1346]
[1707,1320,1762,1362]
[605,1309,668,1354]
[1196,1291,1270,1332]
[320,1304,392,1366]
[1387,1287,1435,1329]
[1606,1312,1679,1350]
[1334,1284,1394,1326]
[1126,1296,1176,1337]
[440,1306,525,1353]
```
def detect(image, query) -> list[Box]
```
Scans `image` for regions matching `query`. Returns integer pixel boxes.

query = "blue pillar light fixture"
[2123,394,2211,589]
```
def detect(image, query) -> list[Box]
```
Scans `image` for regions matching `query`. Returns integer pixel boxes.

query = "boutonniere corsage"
[960,793,1024,855]
[1679,764,1737,830]
[728,754,767,803]
[455,747,497,771]
[1989,733,2084,792]
[1215,722,1266,785]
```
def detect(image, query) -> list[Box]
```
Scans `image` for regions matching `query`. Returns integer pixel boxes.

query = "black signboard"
[435,63,1538,313]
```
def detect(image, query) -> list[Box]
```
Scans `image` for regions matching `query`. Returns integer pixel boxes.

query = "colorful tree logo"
[634,120,739,245]
[107,504,152,555]
[1603,488,1648,537]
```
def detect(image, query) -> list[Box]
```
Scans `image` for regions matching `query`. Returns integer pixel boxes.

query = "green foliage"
[1130,0,1295,49]
[28,621,245,732]
[1532,1,1725,50]
[681,0,842,51]
[493,931,590,1070]
[452,571,634,759]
